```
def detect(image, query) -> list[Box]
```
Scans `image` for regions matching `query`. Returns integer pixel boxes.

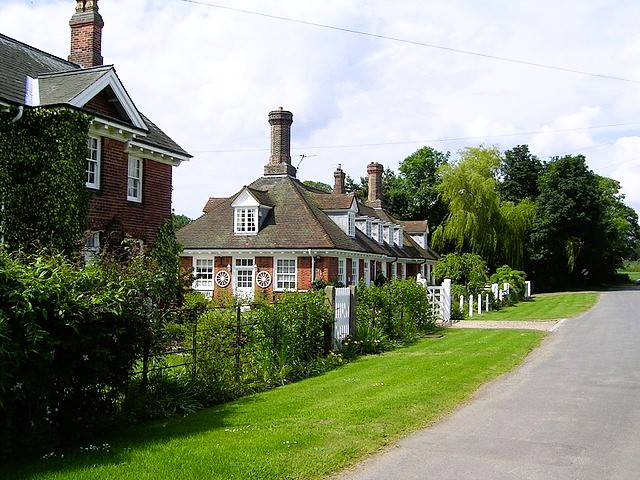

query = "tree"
[345,174,368,202]
[383,147,449,225]
[302,180,331,193]
[172,213,191,230]
[527,155,603,289]
[594,175,640,271]
[433,252,488,295]
[499,145,542,203]
[432,146,534,268]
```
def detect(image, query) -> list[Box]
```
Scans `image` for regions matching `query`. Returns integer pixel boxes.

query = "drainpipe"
[11,106,24,123]
[308,249,315,283]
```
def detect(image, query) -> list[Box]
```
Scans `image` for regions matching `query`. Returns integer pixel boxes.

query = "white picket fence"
[333,287,352,346]
[425,279,452,325]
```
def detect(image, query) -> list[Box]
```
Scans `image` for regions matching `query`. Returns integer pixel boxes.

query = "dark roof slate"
[177,175,436,262]
[0,32,189,159]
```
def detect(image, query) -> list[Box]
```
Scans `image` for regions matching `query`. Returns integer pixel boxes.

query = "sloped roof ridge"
[37,64,113,78]
[289,177,338,247]
[0,32,79,70]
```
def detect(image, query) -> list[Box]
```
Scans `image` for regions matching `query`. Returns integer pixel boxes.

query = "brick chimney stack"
[333,164,346,194]
[69,0,104,68]
[264,108,296,177]
[367,162,384,209]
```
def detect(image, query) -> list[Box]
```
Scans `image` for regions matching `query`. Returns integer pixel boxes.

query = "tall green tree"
[499,145,543,203]
[527,155,604,289]
[594,175,640,271]
[383,147,449,225]
[302,180,332,193]
[432,146,534,268]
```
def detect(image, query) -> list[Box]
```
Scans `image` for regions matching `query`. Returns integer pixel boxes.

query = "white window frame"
[337,258,345,285]
[348,211,355,237]
[234,207,258,234]
[371,222,379,242]
[363,260,371,287]
[351,258,359,284]
[82,231,100,263]
[193,258,214,296]
[275,257,297,291]
[127,156,143,202]
[86,136,100,189]
[383,225,390,244]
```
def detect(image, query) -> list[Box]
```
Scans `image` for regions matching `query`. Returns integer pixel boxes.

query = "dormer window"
[232,188,270,236]
[365,219,372,237]
[371,221,380,242]
[235,207,258,234]
[383,224,390,243]
[393,226,403,247]
[348,211,355,237]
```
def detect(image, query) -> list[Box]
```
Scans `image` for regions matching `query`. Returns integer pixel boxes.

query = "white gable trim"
[231,189,261,208]
[126,141,190,166]
[68,69,147,131]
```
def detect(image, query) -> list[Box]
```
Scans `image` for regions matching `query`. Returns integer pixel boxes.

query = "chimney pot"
[367,162,384,209]
[333,164,346,194]
[69,0,104,68]
[264,109,296,177]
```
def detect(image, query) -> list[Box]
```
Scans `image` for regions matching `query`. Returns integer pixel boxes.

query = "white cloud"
[2,0,640,217]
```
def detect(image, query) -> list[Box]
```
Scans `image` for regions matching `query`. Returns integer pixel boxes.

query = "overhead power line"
[178,0,640,84]
[191,121,640,153]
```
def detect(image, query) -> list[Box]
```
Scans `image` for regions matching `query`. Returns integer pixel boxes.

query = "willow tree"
[432,146,534,268]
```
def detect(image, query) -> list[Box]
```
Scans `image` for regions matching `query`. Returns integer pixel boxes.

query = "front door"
[234,258,254,301]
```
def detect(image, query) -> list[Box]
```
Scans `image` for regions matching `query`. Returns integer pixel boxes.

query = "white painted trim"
[126,141,189,166]
[69,68,147,130]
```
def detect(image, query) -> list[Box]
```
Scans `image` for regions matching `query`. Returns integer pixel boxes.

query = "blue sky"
[1,0,639,219]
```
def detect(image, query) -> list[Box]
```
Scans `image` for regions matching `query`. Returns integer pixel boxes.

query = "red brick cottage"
[177,109,438,300]
[0,0,190,257]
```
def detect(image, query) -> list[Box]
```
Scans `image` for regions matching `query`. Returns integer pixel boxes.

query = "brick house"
[177,108,438,300]
[0,0,190,257]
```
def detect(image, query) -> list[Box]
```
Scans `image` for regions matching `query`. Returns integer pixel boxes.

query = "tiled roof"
[37,67,112,105]
[0,32,189,159]
[177,174,436,262]
[203,197,228,214]
[399,220,428,234]
[309,192,355,210]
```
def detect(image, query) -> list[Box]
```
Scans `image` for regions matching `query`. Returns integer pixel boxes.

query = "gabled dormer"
[231,187,272,235]
[326,198,357,237]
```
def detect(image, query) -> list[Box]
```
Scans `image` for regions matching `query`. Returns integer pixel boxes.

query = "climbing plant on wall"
[0,107,91,257]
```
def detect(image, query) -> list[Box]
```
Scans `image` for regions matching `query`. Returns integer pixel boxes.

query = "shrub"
[490,265,527,302]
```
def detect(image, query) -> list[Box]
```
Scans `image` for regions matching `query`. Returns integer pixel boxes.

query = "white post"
[468,295,473,318]
[459,295,464,311]
[525,280,532,298]
[442,279,451,325]
[485,293,489,312]
[477,293,482,315]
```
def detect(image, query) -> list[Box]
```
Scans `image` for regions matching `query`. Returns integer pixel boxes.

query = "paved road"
[336,288,640,480]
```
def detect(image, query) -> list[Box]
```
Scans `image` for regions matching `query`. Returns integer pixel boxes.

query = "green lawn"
[624,272,640,282]
[4,329,544,480]
[473,291,599,321]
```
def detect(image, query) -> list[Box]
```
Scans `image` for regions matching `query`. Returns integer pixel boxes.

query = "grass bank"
[476,291,599,321]
[3,329,544,480]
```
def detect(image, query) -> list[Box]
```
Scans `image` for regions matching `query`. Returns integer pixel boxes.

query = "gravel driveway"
[447,319,563,331]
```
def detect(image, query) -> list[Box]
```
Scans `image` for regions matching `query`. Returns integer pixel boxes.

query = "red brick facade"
[87,137,172,247]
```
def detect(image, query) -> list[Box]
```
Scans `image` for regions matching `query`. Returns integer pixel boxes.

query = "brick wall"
[298,256,312,290]
[88,137,172,247]
[86,94,122,119]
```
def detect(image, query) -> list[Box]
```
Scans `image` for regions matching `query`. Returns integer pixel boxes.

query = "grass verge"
[475,291,599,321]
[3,329,544,480]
